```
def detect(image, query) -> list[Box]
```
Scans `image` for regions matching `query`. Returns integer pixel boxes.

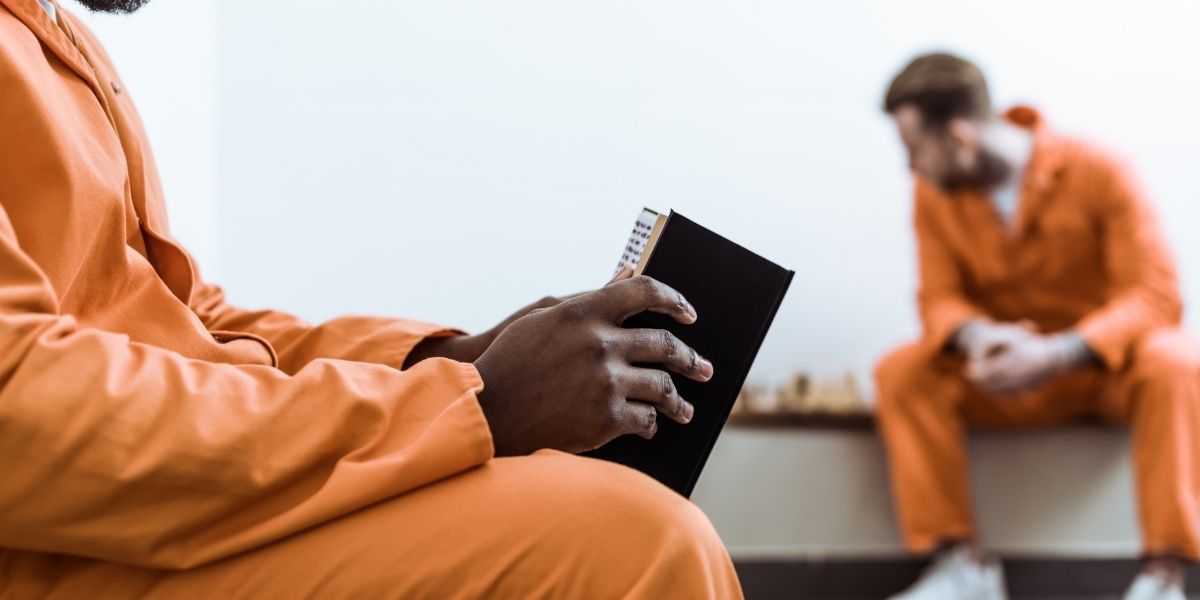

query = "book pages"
[615,207,660,275]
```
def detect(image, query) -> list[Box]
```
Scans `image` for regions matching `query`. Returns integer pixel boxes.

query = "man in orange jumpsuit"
[876,52,1198,600]
[0,0,742,597]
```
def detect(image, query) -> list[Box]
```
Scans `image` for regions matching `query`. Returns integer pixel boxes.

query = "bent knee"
[559,453,722,542]
[1130,329,1200,382]
[874,342,923,389]
[874,342,931,413]
[515,452,734,593]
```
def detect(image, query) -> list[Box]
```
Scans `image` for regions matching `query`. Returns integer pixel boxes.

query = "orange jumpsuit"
[875,106,1200,559]
[0,1,742,597]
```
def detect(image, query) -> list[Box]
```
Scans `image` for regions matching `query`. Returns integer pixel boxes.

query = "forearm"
[0,322,491,569]
[191,282,463,372]
[1045,330,1101,372]
[1077,292,1181,369]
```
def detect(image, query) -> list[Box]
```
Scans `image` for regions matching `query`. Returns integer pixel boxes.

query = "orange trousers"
[0,451,742,599]
[875,328,1200,559]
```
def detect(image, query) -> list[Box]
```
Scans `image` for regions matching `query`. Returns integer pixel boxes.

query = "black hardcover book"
[585,210,793,497]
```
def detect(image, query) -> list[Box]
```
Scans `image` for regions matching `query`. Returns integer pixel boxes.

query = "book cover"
[585,211,794,497]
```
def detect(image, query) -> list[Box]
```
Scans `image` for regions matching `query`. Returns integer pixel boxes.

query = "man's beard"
[939,147,1012,192]
[74,0,151,14]
[936,169,974,193]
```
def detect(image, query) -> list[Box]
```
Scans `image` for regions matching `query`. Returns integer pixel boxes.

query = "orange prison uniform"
[875,106,1200,559]
[0,1,742,597]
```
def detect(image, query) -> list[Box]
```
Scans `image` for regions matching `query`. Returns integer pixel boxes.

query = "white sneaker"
[889,545,1008,600]
[1123,572,1186,600]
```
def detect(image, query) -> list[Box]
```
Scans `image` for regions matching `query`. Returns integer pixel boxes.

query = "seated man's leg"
[5,451,741,599]
[1102,328,1200,560]
[875,341,1102,552]
[875,342,978,552]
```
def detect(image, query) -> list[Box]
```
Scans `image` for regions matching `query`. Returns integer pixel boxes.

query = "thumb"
[608,266,635,286]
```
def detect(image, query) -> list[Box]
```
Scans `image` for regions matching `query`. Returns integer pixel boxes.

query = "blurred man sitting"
[876,52,1198,600]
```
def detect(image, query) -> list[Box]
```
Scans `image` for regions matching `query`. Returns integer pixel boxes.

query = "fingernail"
[699,359,714,380]
[686,303,698,321]
[683,401,695,422]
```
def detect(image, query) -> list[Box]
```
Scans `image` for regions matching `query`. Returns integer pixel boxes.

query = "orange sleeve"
[0,206,493,569]
[913,182,985,354]
[189,280,464,374]
[1076,156,1182,369]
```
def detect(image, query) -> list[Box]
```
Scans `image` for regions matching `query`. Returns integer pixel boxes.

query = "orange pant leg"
[2,451,742,599]
[874,342,1103,553]
[874,342,979,553]
[1100,329,1200,560]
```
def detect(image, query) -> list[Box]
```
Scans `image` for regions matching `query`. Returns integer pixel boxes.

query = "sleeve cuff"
[924,303,984,356]
[455,361,494,462]
[1077,318,1128,370]
[377,319,468,370]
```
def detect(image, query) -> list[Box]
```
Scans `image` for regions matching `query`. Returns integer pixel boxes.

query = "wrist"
[951,319,989,355]
[1045,332,1096,374]
[404,334,486,368]
[471,353,517,457]
[458,333,493,363]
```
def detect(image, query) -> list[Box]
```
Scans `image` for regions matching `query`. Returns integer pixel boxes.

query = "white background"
[80,0,1200,393]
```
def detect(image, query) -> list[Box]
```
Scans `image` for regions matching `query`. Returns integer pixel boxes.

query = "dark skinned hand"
[473,275,714,456]
[403,268,634,368]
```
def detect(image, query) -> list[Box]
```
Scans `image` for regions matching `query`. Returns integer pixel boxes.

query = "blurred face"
[75,0,150,13]
[892,104,985,192]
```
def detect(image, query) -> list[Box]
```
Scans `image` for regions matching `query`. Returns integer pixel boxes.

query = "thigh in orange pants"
[0,451,742,599]
[874,328,1200,559]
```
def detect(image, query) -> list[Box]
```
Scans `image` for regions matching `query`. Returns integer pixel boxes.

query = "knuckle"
[643,407,658,433]
[600,369,621,396]
[660,370,675,401]
[537,295,560,309]
[658,329,676,360]
[594,333,617,360]
[635,274,658,297]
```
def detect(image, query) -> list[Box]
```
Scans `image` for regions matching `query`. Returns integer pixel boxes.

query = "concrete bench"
[691,422,1168,597]
[694,423,1139,559]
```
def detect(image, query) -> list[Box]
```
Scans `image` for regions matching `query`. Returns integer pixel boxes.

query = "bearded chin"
[940,148,1007,192]
[74,0,151,14]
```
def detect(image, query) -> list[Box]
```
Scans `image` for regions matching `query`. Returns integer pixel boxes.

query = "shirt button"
[112,81,123,94]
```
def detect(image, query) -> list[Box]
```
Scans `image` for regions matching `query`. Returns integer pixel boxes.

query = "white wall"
[211,0,1200,391]
[74,1,221,279]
